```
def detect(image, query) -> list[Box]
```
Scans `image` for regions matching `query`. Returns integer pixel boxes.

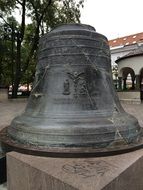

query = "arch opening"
[118,67,136,91]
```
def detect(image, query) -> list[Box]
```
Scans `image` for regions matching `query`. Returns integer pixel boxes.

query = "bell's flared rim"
[1,126,143,158]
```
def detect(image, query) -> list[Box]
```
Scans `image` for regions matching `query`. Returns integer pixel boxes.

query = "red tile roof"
[109,32,143,47]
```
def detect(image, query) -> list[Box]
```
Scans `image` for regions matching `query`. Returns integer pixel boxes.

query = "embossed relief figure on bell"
[1,24,143,157]
[63,79,70,95]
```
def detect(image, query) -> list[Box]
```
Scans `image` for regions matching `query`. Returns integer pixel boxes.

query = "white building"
[109,32,143,66]
[109,32,143,103]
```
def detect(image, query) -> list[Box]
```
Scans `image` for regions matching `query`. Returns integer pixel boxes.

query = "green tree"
[0,0,84,98]
[0,19,15,87]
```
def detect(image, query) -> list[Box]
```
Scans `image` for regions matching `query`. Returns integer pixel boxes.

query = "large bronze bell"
[1,24,143,157]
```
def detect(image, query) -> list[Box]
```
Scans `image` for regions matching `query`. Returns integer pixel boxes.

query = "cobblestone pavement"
[0,99,27,130]
[0,183,6,190]
[0,99,27,190]
[122,103,143,127]
[0,99,143,190]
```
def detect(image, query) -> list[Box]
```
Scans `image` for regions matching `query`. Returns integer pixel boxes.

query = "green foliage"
[0,0,16,12]
[0,0,84,97]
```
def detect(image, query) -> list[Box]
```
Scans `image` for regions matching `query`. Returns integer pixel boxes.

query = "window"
[125,42,129,45]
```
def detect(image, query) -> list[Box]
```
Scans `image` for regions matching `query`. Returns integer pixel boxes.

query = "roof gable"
[116,45,143,63]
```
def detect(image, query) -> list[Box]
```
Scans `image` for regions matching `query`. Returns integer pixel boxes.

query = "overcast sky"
[80,0,143,40]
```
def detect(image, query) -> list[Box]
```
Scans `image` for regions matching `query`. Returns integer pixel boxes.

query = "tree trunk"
[12,34,21,98]
[0,57,3,86]
[11,0,26,98]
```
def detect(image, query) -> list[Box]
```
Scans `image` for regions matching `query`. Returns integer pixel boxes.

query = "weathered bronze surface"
[0,24,143,157]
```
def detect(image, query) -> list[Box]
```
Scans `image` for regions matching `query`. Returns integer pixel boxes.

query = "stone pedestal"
[7,150,143,190]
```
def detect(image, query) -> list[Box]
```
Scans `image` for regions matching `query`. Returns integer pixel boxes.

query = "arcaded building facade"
[109,32,143,102]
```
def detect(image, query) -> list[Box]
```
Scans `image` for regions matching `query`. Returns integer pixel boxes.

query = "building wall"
[118,56,143,76]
